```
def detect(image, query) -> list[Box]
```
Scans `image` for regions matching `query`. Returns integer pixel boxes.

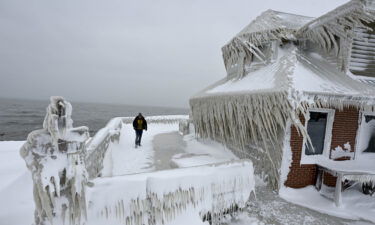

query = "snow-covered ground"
[280,185,375,223]
[244,180,374,225]
[0,120,374,225]
[171,133,237,167]
[0,141,34,225]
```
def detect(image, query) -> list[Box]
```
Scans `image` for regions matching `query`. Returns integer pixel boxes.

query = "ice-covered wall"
[86,118,122,179]
[87,160,254,225]
[20,96,89,225]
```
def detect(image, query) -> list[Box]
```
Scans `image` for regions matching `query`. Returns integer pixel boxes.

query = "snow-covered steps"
[87,159,255,225]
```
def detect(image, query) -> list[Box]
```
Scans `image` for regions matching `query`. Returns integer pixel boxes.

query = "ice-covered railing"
[121,115,189,124]
[87,159,254,225]
[86,117,123,179]
[85,115,189,179]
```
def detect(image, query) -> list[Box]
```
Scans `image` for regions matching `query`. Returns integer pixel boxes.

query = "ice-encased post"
[20,96,89,225]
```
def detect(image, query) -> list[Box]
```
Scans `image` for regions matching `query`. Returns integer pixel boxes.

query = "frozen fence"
[87,159,254,225]
[121,115,189,124]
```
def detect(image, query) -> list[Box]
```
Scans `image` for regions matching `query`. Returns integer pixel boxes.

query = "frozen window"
[363,115,375,153]
[305,112,328,155]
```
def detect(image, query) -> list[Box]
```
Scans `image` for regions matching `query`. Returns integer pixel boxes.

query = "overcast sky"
[0,0,348,108]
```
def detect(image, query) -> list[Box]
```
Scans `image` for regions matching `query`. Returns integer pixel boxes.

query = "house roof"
[195,45,375,102]
[222,0,375,76]
[234,10,314,40]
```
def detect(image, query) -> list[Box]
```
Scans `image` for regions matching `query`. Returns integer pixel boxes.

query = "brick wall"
[284,107,359,188]
[330,107,359,155]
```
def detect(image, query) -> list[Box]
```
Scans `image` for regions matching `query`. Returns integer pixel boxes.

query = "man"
[133,113,147,147]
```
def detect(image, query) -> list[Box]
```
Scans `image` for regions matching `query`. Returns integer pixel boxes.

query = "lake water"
[0,98,188,141]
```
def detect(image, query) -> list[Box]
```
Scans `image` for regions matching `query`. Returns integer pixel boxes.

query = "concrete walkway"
[152,131,185,170]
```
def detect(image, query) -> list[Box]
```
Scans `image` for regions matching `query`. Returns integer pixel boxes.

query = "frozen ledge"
[87,159,255,225]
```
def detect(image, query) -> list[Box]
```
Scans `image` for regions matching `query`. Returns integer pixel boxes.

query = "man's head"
[138,113,142,117]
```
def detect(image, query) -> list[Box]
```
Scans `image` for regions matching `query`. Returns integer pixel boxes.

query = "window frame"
[301,108,335,164]
[355,111,375,158]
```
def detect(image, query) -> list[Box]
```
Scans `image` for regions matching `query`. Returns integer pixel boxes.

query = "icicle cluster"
[87,160,254,225]
[190,92,298,189]
[20,96,89,225]
[343,174,375,183]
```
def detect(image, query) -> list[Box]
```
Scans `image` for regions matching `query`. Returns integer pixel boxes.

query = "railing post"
[334,173,343,207]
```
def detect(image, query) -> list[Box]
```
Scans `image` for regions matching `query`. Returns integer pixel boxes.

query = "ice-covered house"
[190,0,375,196]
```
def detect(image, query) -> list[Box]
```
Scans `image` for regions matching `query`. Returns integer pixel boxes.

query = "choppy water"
[0,98,188,141]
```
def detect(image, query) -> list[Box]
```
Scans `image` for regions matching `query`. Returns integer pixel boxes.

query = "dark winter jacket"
[133,116,147,130]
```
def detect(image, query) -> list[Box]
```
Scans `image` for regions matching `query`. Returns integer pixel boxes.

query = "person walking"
[133,113,147,148]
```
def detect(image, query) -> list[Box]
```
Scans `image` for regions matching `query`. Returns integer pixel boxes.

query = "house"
[190,0,375,195]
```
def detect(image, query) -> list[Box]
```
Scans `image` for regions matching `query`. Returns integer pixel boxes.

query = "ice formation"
[20,96,89,225]
[87,160,254,225]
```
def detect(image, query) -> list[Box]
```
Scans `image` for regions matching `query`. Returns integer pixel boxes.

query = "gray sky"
[0,0,348,108]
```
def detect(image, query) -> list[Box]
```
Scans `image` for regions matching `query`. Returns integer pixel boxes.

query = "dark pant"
[135,129,143,146]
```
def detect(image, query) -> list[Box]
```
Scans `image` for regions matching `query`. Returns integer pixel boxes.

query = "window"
[357,113,375,154]
[305,112,328,155]
[301,109,335,163]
